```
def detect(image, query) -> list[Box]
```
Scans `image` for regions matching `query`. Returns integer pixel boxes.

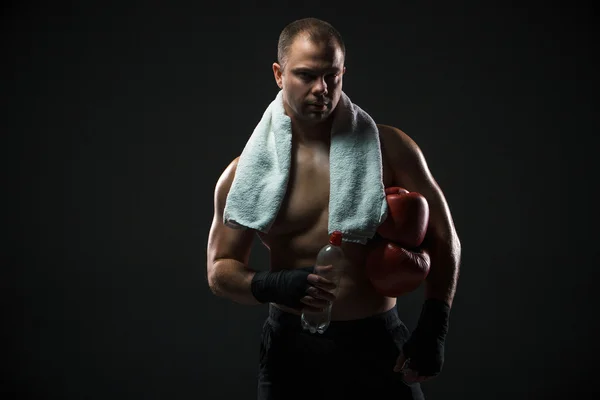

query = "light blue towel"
[223,90,388,244]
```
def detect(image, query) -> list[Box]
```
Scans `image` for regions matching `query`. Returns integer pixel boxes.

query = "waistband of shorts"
[266,303,402,335]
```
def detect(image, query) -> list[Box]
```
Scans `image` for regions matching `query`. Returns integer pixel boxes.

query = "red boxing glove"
[366,187,431,297]
[366,238,430,297]
[377,187,429,248]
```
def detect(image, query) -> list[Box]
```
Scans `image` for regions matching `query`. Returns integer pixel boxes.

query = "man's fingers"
[314,264,334,274]
[394,354,431,384]
[307,286,336,302]
[307,273,336,291]
[393,352,436,384]
[301,268,336,313]
[394,353,407,372]
[403,370,419,383]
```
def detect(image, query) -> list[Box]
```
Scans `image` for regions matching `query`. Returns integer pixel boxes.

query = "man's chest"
[269,146,330,234]
[267,143,396,235]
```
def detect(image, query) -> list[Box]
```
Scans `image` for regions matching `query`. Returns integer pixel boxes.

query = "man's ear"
[272,62,283,89]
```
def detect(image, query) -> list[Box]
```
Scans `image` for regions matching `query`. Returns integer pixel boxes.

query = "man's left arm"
[381,125,462,381]
[391,131,461,307]
[385,127,461,307]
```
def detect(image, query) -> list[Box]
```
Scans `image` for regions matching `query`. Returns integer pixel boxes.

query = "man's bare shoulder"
[376,123,423,165]
[214,156,241,205]
[376,124,419,153]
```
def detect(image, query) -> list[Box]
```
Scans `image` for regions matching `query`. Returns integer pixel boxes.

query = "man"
[206,18,461,399]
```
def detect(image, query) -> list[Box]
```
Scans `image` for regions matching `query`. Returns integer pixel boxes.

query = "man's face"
[273,36,346,124]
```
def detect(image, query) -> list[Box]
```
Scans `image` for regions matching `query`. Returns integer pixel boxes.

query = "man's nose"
[312,77,328,96]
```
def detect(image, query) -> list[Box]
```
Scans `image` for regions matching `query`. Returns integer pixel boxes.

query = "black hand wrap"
[402,298,450,377]
[250,266,314,309]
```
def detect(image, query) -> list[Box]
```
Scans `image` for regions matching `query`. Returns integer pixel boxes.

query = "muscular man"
[207,18,461,399]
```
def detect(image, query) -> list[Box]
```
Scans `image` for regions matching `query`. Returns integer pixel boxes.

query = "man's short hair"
[277,18,345,70]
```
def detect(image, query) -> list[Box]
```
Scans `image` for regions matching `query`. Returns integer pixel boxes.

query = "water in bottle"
[301,230,345,334]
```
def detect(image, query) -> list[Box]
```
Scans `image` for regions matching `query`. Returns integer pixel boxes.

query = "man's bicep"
[391,131,459,244]
[207,216,255,266]
[409,174,456,245]
[207,158,255,268]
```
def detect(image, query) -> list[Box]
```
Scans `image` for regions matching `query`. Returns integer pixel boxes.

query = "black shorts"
[257,304,425,400]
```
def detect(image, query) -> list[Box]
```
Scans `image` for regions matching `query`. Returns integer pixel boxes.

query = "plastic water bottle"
[301,230,345,334]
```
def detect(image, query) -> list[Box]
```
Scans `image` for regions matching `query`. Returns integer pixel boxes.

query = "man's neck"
[290,117,333,146]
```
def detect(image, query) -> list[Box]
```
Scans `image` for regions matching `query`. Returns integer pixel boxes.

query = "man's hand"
[392,298,450,384]
[394,352,432,384]
[250,266,338,312]
[301,266,338,312]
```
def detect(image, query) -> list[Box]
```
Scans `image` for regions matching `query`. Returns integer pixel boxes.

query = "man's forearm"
[423,235,461,307]
[207,259,261,305]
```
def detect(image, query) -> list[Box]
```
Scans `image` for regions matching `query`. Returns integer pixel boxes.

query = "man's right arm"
[207,158,338,310]
[206,157,260,305]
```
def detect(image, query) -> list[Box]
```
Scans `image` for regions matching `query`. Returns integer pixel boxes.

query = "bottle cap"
[329,230,343,246]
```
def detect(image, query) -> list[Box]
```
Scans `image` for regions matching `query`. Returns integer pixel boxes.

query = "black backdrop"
[3,1,598,399]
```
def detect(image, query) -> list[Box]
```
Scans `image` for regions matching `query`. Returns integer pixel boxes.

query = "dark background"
[3,1,598,399]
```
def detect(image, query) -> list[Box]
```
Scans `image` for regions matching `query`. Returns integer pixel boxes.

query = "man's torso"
[257,124,399,320]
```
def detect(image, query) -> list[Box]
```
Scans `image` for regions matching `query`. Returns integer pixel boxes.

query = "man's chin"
[302,111,331,122]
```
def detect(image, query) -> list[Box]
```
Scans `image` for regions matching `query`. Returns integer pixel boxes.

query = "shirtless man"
[207,18,461,400]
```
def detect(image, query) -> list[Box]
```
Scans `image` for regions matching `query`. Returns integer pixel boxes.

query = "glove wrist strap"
[250,270,273,303]
[416,298,451,339]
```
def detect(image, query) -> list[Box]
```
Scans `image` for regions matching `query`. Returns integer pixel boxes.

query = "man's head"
[272,18,346,125]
